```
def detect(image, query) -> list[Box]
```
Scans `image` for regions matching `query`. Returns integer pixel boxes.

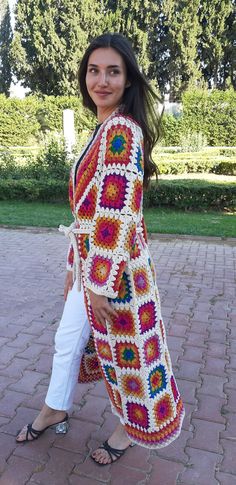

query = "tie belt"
[59,221,143,292]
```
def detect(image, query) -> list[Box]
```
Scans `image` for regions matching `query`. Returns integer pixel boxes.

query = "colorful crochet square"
[111,309,136,337]
[138,301,157,334]
[79,234,89,259]
[143,335,161,366]
[126,402,150,430]
[135,146,144,173]
[96,339,113,362]
[103,364,117,385]
[78,185,97,219]
[154,393,174,427]
[115,342,141,370]
[105,126,132,166]
[171,375,179,402]
[133,268,150,296]
[131,179,142,213]
[148,364,167,398]
[94,216,121,250]
[121,374,145,399]
[75,143,98,204]
[112,260,127,294]
[89,255,112,287]
[100,174,128,211]
[125,225,140,259]
[114,271,132,304]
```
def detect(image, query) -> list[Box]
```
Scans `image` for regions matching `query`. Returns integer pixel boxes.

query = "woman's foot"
[91,423,132,465]
[16,404,67,442]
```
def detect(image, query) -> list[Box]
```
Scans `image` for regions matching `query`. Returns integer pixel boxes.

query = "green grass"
[0,201,235,238]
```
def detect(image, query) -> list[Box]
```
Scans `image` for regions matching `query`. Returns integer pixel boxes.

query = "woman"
[16,33,184,465]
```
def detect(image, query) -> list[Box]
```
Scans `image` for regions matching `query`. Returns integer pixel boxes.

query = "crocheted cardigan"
[65,113,184,449]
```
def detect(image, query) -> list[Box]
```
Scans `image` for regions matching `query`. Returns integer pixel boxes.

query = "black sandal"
[91,439,134,466]
[16,413,69,443]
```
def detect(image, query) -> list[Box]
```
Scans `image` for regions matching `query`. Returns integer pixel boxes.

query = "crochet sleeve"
[84,117,144,298]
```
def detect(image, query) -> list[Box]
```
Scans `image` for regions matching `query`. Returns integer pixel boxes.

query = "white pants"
[45,281,91,410]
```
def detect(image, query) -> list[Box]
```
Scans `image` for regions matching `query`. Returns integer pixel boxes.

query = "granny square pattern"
[68,113,184,449]
[100,173,128,211]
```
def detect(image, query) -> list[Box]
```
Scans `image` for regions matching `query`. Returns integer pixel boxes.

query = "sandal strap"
[26,423,44,441]
[102,440,126,462]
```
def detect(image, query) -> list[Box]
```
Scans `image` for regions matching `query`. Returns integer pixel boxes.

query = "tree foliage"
[9,0,236,99]
[0,0,12,96]
[11,0,103,95]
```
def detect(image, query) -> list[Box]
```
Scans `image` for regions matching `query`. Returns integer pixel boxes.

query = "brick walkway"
[0,228,235,485]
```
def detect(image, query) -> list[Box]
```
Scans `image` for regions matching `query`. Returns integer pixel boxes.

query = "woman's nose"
[97,71,108,85]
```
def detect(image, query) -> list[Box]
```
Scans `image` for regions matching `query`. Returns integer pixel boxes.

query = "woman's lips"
[94,91,112,96]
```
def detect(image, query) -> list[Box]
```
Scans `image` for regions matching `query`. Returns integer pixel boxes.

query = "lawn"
[0,201,235,238]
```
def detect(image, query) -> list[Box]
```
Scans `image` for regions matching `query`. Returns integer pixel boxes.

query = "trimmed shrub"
[0,179,68,202]
[161,114,183,146]
[144,180,236,211]
[182,88,236,146]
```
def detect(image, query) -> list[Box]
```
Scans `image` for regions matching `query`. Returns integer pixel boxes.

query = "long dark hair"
[78,33,162,187]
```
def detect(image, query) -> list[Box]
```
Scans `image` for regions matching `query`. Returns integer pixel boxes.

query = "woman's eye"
[110,69,120,75]
[88,68,97,73]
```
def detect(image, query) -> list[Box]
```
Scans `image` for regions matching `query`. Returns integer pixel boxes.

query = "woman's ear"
[125,80,131,88]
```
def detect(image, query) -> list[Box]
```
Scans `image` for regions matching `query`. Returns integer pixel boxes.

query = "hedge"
[1,177,235,211]
[181,88,236,147]
[143,180,236,211]
[1,88,236,147]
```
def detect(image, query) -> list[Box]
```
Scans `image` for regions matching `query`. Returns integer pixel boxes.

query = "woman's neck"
[97,105,120,123]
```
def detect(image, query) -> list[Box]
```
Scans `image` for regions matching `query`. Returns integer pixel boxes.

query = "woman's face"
[86,47,129,121]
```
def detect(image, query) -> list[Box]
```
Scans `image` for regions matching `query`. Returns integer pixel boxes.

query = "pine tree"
[0,0,12,96]
[102,0,156,75]
[199,0,234,88]
[11,0,103,95]
[150,0,201,101]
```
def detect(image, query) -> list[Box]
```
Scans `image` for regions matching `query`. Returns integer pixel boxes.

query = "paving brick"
[22,320,48,336]
[27,353,53,374]
[166,335,185,352]
[74,382,96,404]
[222,388,236,414]
[7,332,34,350]
[155,430,192,463]
[54,418,98,454]
[90,411,119,444]
[201,356,229,377]
[182,403,196,432]
[0,433,17,474]
[0,324,21,339]
[184,331,207,348]
[0,455,37,485]
[75,394,108,424]
[168,324,188,338]
[182,345,205,363]
[88,380,106,398]
[193,394,226,424]
[1,406,41,436]
[175,360,202,381]
[227,354,236,370]
[179,447,222,485]
[73,452,110,482]
[116,440,151,471]
[216,471,236,485]
[110,463,147,484]
[0,357,30,379]
[0,346,20,367]
[0,390,29,418]
[207,329,229,344]
[33,330,55,346]
[220,412,236,440]
[189,419,224,453]
[188,321,209,335]
[29,447,81,485]
[18,343,46,361]
[199,374,227,398]
[22,385,48,410]
[207,342,227,359]
[148,456,184,485]
[220,439,236,475]
[171,313,190,326]
[9,370,47,394]
[177,378,198,404]
[69,476,102,485]
[224,370,236,390]
[0,375,17,394]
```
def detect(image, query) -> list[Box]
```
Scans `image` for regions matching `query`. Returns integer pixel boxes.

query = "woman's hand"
[64,271,73,301]
[88,289,118,327]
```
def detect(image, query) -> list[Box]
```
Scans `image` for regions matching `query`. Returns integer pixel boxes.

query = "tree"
[149,0,201,101]
[103,0,157,75]
[0,0,12,96]
[199,0,234,88]
[11,0,103,95]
